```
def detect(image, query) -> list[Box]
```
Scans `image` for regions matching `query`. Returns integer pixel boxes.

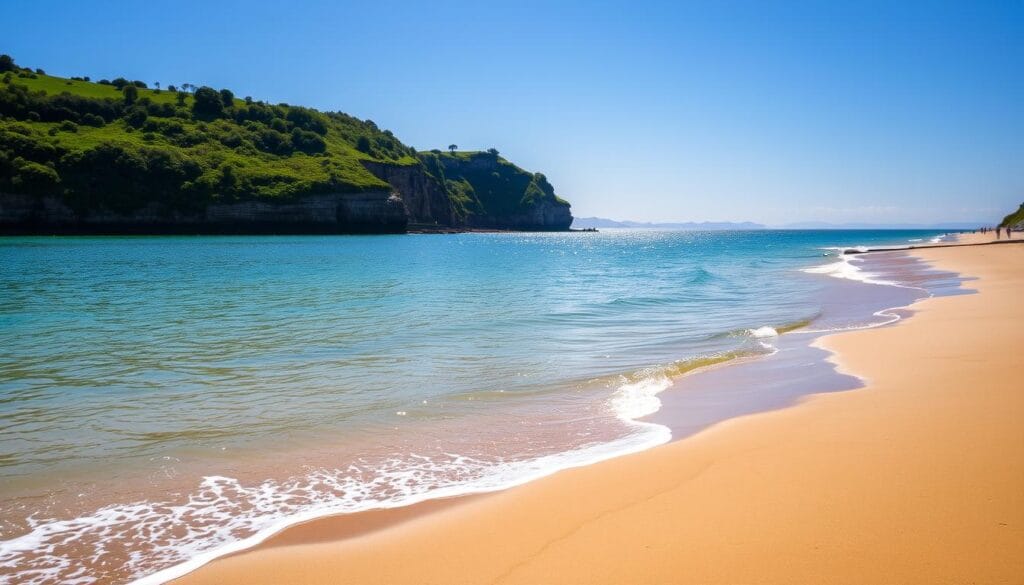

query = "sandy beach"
[175,235,1024,585]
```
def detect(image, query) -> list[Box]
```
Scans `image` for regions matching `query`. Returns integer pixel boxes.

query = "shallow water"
[0,230,964,584]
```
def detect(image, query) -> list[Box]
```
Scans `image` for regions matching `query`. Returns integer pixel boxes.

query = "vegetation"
[0,54,570,228]
[0,54,417,214]
[418,150,569,220]
[999,202,1024,228]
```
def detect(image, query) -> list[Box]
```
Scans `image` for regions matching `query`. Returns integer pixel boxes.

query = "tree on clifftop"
[448,144,457,153]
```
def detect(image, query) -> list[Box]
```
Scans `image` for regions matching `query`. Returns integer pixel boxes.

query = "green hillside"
[419,150,569,220]
[0,56,415,213]
[0,54,572,231]
[999,203,1024,229]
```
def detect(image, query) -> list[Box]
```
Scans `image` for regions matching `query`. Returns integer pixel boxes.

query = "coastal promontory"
[0,55,572,234]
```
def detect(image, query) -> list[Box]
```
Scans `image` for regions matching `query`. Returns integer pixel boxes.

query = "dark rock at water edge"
[0,191,408,235]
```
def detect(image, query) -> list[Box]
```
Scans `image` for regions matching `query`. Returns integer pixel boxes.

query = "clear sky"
[5,0,1022,225]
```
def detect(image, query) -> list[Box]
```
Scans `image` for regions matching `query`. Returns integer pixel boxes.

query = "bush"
[80,113,105,127]
[254,128,290,153]
[0,54,15,72]
[11,158,60,194]
[191,86,224,118]
[356,135,371,154]
[285,107,327,135]
[219,131,244,148]
[59,120,78,133]
[219,89,234,108]
[122,84,138,105]
[125,107,148,128]
[291,127,326,153]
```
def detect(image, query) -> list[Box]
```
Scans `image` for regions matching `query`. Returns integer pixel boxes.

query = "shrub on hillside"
[191,87,224,118]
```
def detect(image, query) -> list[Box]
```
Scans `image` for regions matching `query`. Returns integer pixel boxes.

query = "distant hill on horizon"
[572,217,765,230]
[778,221,986,230]
[573,217,989,231]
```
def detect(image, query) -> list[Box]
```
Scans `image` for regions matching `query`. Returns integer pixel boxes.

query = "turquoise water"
[0,229,954,584]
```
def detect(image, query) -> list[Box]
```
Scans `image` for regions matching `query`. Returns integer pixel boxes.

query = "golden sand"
[175,237,1024,585]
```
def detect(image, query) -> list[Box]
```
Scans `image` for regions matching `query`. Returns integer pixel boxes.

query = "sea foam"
[801,249,898,287]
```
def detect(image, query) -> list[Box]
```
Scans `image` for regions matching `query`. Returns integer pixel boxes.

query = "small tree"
[0,54,16,72]
[167,84,177,92]
[356,136,372,154]
[448,144,457,153]
[219,88,234,108]
[175,91,187,106]
[220,164,237,190]
[486,147,499,157]
[192,86,224,118]
[122,84,138,105]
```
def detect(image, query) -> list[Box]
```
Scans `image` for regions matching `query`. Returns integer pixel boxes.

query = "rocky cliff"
[0,56,573,235]
[464,198,573,230]
[361,161,455,227]
[414,151,573,231]
[0,191,407,234]
[0,150,575,233]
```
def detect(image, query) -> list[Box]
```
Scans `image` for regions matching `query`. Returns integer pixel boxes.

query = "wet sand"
[174,235,1024,585]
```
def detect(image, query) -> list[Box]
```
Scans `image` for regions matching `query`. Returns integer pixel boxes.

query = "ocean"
[0,229,967,584]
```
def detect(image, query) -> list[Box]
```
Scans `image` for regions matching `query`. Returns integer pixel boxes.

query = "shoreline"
[136,246,914,584]
[5,230,947,585]
[171,232,1024,584]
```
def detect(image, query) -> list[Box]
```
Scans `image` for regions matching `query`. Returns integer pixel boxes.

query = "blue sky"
[5,0,1022,224]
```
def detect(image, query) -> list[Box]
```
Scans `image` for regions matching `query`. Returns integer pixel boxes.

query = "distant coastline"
[572,216,988,231]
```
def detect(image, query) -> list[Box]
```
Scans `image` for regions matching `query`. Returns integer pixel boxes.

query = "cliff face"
[361,161,455,227]
[465,199,573,231]
[415,152,573,231]
[0,151,575,233]
[361,156,573,231]
[0,59,574,235]
[0,191,407,234]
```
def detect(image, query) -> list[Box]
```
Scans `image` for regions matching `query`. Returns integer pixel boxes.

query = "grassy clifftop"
[0,56,418,216]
